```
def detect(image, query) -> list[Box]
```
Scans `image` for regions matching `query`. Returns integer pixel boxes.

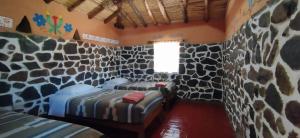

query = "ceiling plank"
[182,0,188,23]
[88,4,105,19]
[204,0,209,22]
[144,0,157,25]
[128,0,148,27]
[157,0,170,24]
[43,0,54,4]
[67,0,85,12]
[120,11,138,28]
[104,8,121,24]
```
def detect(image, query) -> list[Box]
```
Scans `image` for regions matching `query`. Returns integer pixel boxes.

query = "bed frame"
[47,103,163,138]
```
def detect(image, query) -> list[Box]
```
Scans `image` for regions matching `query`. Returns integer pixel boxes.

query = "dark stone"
[23,62,40,70]
[54,53,64,61]
[270,25,278,43]
[28,35,47,43]
[276,63,294,95]
[10,63,22,70]
[20,86,40,101]
[43,39,56,51]
[200,94,211,99]
[64,43,77,54]
[62,76,71,83]
[25,55,35,60]
[64,61,74,67]
[281,36,300,70]
[256,45,262,63]
[0,95,12,106]
[201,58,218,65]
[0,62,10,72]
[205,65,216,71]
[264,108,278,132]
[0,81,10,93]
[8,71,27,81]
[187,79,198,87]
[213,90,222,99]
[196,46,207,52]
[76,73,85,81]
[122,54,131,59]
[30,70,49,78]
[271,0,298,23]
[43,62,58,69]
[263,124,273,138]
[254,100,265,111]
[0,53,8,61]
[67,68,77,75]
[28,106,39,115]
[60,81,76,89]
[245,51,250,64]
[85,72,92,79]
[8,44,15,50]
[196,64,206,76]
[244,82,254,99]
[79,48,85,54]
[13,83,25,89]
[41,84,58,97]
[265,83,283,114]
[285,101,300,128]
[259,11,270,27]
[179,64,185,74]
[16,16,31,33]
[290,12,300,30]
[179,85,189,91]
[186,64,194,69]
[50,77,61,85]
[81,60,89,64]
[19,37,39,54]
[140,64,147,69]
[11,53,23,62]
[257,67,273,85]
[36,53,51,62]
[146,69,154,74]
[249,125,256,138]
[276,118,286,135]
[190,93,199,99]
[148,49,154,55]
[209,46,221,52]
[267,40,279,66]
[28,78,47,84]
[0,39,8,49]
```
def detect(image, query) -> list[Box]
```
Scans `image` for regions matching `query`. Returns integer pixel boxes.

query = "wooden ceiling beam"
[157,0,170,24]
[120,11,138,28]
[104,8,121,24]
[144,0,157,25]
[43,0,54,4]
[182,0,188,23]
[128,0,148,27]
[88,4,105,19]
[204,0,209,22]
[67,0,85,12]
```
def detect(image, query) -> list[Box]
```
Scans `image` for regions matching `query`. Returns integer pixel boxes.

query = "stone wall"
[0,32,119,115]
[223,0,300,137]
[119,42,223,101]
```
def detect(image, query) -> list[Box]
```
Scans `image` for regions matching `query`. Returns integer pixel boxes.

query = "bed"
[0,109,105,138]
[48,84,164,138]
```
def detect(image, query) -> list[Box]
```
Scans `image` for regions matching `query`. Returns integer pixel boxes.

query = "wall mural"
[32,12,73,36]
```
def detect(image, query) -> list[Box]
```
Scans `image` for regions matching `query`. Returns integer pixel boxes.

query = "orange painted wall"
[0,0,120,46]
[119,21,225,45]
[225,0,269,39]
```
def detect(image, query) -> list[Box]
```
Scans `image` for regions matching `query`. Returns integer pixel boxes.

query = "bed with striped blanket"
[113,81,176,92]
[65,89,163,124]
[0,109,104,138]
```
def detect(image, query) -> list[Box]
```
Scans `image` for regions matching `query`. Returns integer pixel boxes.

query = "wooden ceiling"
[45,0,228,29]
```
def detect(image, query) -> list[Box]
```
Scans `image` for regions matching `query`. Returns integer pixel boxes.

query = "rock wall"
[223,0,300,137]
[119,42,223,101]
[0,32,119,115]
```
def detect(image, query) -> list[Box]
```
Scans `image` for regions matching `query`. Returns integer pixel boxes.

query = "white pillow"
[102,78,129,89]
[55,84,95,96]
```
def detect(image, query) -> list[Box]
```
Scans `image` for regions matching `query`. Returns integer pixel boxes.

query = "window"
[154,41,180,73]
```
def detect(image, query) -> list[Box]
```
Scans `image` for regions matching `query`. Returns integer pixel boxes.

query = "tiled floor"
[100,101,235,138]
[148,101,235,138]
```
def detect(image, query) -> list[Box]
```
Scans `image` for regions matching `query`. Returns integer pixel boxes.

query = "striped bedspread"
[0,110,104,138]
[114,81,176,92]
[66,89,163,123]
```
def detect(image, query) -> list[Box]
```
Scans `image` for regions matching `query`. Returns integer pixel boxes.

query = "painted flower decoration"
[32,13,46,27]
[64,23,73,32]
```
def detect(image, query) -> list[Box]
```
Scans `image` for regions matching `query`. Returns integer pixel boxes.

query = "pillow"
[102,78,129,89]
[55,84,95,96]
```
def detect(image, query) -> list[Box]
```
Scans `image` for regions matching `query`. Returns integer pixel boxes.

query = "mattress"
[65,89,163,123]
[0,110,104,138]
[114,81,176,92]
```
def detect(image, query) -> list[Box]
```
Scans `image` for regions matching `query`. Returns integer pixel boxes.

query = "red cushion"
[123,91,145,104]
